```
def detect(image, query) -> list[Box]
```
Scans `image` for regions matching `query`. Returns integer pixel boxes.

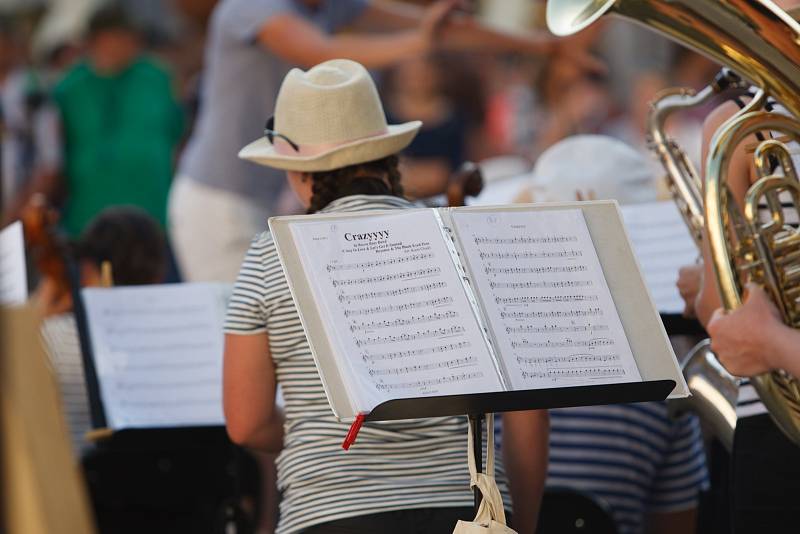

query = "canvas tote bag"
[453,415,516,534]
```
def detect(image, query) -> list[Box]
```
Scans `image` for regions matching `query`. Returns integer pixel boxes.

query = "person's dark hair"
[87,4,137,38]
[73,206,166,285]
[307,155,404,214]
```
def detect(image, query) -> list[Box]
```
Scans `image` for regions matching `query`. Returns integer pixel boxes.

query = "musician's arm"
[223,332,284,453]
[257,2,462,70]
[503,409,549,534]
[355,0,555,54]
[695,101,753,326]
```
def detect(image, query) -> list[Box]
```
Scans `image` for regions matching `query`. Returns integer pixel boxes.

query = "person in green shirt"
[53,5,183,236]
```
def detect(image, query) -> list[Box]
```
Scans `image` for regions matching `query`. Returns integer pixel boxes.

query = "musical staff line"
[489,280,592,290]
[495,295,599,305]
[500,308,602,320]
[375,372,484,392]
[484,265,588,275]
[362,341,471,363]
[368,356,478,376]
[349,310,459,332]
[326,252,433,272]
[344,296,453,317]
[510,337,614,349]
[505,324,610,334]
[474,235,578,245]
[332,267,441,287]
[338,281,447,304]
[478,250,584,260]
[521,366,625,380]
[354,325,466,347]
[516,353,621,365]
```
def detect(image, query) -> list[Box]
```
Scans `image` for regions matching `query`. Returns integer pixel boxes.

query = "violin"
[446,161,484,207]
[20,194,72,315]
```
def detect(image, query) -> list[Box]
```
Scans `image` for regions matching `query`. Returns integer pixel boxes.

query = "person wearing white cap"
[222,59,548,534]
[169,0,603,284]
[518,134,659,204]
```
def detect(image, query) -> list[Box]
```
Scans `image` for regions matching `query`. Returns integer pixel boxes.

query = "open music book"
[270,201,688,422]
[81,282,230,430]
[619,201,698,314]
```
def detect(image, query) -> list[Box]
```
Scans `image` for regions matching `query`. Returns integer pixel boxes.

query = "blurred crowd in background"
[0,2,721,533]
[0,0,719,264]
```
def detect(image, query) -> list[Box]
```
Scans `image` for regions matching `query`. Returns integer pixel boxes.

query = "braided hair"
[307,155,405,214]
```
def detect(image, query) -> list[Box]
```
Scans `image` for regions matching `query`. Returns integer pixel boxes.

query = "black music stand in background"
[364,381,677,512]
[67,278,261,534]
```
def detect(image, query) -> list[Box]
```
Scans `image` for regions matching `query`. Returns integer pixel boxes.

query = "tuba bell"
[546,0,800,445]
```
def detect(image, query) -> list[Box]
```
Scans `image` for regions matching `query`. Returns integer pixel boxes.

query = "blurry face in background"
[87,29,141,74]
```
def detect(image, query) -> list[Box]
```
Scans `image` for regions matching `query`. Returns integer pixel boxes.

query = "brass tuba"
[647,69,751,247]
[547,0,800,444]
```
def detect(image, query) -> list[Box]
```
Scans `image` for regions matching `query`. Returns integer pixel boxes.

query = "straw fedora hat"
[239,59,422,172]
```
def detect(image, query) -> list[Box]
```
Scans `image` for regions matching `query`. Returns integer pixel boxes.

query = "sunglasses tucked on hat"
[239,59,421,172]
[529,135,658,205]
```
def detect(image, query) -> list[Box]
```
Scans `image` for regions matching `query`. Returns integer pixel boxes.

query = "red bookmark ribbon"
[342,413,366,450]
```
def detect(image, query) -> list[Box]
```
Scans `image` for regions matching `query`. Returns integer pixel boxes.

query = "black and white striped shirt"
[224,195,509,534]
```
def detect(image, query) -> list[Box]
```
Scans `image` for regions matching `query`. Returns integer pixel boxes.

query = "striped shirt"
[499,403,708,534]
[40,313,93,457]
[224,195,509,534]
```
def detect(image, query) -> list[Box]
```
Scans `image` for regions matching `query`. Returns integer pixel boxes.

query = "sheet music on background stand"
[620,201,698,314]
[79,282,231,431]
[1,221,28,306]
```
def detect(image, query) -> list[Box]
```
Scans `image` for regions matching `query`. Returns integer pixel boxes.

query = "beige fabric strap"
[466,415,507,525]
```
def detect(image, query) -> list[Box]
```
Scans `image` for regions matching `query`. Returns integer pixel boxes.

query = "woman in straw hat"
[222,59,548,534]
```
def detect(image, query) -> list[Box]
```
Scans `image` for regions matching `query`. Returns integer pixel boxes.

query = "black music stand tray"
[364,380,676,511]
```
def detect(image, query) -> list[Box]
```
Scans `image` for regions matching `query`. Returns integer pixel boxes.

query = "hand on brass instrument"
[707,284,783,377]
[676,264,702,319]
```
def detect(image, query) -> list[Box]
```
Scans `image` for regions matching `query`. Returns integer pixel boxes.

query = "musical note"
[484,265,588,275]
[343,296,454,317]
[338,281,447,304]
[326,252,434,272]
[505,324,610,334]
[349,310,459,332]
[489,280,593,290]
[495,295,600,305]
[473,235,578,245]
[500,308,603,320]
[478,249,584,260]
[332,266,441,287]
[510,337,614,349]
[521,366,625,380]
[362,341,472,363]
[354,325,466,347]
[368,356,478,376]
[515,353,621,365]
[375,372,485,392]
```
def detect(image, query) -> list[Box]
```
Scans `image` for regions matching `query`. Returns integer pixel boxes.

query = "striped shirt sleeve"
[224,232,273,335]
[647,413,709,512]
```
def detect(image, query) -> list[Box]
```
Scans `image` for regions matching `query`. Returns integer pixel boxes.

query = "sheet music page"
[620,201,698,313]
[289,209,503,413]
[83,283,230,429]
[0,221,28,306]
[451,208,642,390]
